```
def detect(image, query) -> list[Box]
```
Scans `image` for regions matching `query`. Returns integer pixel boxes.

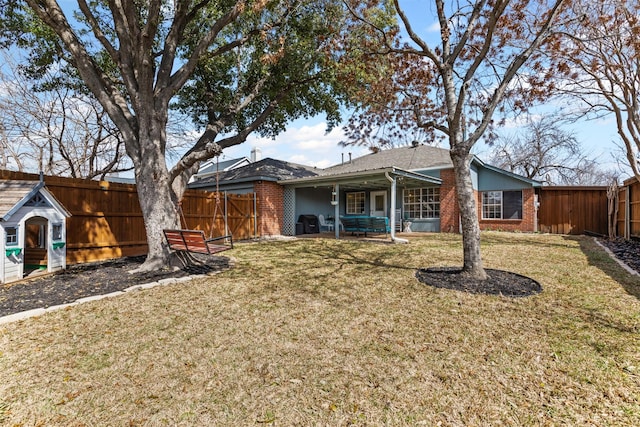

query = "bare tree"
[487,115,615,185]
[342,0,567,280]
[552,0,640,182]
[0,52,132,179]
[0,120,27,171]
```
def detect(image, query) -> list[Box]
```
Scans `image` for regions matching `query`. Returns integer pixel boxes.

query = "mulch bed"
[0,255,230,317]
[416,267,542,297]
[598,237,640,273]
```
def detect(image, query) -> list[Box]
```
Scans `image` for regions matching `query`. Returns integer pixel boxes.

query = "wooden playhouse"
[0,178,71,284]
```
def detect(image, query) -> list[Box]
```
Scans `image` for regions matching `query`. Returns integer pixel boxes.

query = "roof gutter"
[385,171,408,244]
[279,167,442,186]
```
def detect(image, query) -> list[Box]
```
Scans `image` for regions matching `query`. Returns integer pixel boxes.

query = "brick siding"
[254,181,284,236]
[439,169,460,232]
[477,187,536,232]
[438,169,536,233]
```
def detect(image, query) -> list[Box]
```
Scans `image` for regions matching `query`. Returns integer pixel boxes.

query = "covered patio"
[280,167,442,242]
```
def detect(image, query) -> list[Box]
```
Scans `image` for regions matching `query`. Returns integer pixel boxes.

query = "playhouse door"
[24,217,48,276]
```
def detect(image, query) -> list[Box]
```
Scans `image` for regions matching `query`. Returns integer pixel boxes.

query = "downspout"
[385,172,408,244]
[334,183,340,239]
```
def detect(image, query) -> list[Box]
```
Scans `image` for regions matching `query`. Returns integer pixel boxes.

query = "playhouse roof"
[0,180,71,221]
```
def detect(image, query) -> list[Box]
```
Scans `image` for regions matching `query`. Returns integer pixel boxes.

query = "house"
[189,143,541,239]
[0,178,71,283]
[189,157,318,236]
[189,147,263,184]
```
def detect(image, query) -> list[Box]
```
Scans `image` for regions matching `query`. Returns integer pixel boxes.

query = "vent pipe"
[250,147,262,162]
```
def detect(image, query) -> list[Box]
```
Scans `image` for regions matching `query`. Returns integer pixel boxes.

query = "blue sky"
[221,109,622,174]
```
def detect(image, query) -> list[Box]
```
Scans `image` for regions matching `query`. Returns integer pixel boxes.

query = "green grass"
[0,232,639,426]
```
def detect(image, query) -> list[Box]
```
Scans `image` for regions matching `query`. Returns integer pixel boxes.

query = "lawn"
[0,232,639,426]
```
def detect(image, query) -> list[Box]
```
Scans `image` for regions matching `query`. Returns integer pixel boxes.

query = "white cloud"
[220,122,369,168]
[427,21,440,33]
[501,113,543,129]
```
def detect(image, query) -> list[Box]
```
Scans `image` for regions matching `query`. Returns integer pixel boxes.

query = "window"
[52,223,63,241]
[374,193,384,211]
[346,192,365,214]
[482,191,502,219]
[403,188,440,219]
[482,190,523,220]
[5,227,18,246]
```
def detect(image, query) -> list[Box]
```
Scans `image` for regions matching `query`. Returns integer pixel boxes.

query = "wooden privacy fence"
[537,186,609,236]
[178,189,257,241]
[0,170,257,264]
[617,177,640,238]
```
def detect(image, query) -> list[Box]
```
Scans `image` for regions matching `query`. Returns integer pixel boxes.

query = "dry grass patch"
[0,232,639,426]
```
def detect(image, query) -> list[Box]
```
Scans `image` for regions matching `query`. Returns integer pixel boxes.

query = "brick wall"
[439,169,460,233]
[437,169,536,233]
[477,187,536,232]
[254,181,283,236]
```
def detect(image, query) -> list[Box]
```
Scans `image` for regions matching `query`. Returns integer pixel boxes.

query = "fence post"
[253,192,258,238]
[224,191,229,237]
[626,185,631,239]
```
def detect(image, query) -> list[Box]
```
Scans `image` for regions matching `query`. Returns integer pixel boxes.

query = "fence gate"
[225,193,257,240]
[537,186,608,236]
[181,191,256,241]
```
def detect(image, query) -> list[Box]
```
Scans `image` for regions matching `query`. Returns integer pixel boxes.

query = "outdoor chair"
[318,214,334,232]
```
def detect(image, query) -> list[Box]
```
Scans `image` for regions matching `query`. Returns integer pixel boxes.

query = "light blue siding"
[471,165,479,189]
[478,168,531,191]
[414,169,441,179]
[295,187,337,219]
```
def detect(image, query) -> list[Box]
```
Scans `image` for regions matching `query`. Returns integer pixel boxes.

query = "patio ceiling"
[279,167,442,191]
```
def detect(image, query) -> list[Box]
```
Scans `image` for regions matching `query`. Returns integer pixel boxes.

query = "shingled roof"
[320,144,452,175]
[190,157,318,187]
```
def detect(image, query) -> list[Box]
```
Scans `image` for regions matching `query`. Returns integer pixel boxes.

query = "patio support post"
[386,172,408,243]
[334,183,340,239]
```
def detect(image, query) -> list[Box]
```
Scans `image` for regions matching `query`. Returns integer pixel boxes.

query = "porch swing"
[163,156,233,255]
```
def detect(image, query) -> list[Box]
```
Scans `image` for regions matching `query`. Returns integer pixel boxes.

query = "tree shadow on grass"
[291,239,542,298]
[565,235,640,301]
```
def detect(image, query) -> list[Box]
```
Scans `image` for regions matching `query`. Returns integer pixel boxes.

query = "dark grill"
[297,215,319,234]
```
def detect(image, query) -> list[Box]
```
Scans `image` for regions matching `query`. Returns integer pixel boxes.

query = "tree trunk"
[450,147,488,281]
[132,134,182,272]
